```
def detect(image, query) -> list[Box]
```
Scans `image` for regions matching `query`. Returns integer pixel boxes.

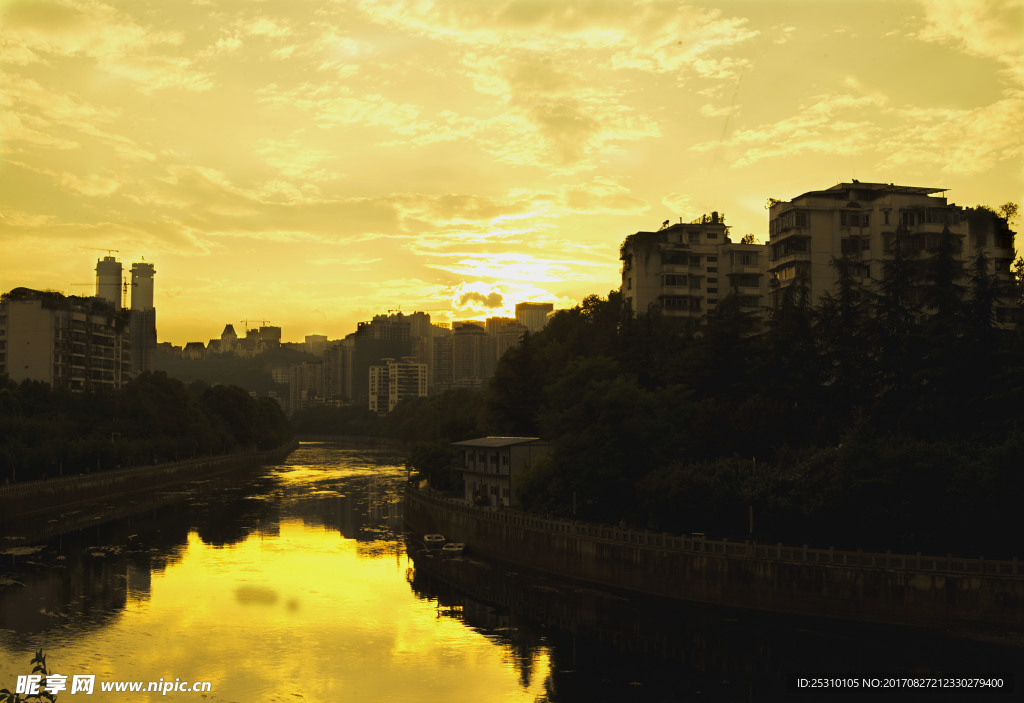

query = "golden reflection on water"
[1,453,553,702]
[12,522,551,702]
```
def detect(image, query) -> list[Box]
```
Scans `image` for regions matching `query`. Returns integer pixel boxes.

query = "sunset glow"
[1,0,1020,344]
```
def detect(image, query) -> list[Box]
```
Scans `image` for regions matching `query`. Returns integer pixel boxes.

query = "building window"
[663,274,687,286]
[706,232,718,239]
[627,277,632,290]
[926,208,960,225]
[689,255,701,267]
[840,211,869,227]
[770,209,809,236]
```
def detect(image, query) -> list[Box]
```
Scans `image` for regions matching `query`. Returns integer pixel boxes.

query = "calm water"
[1,442,1021,702]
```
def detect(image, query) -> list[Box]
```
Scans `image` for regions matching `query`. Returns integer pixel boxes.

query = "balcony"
[769,251,811,267]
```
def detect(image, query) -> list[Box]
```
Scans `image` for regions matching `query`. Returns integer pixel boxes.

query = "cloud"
[700,103,739,118]
[661,192,693,216]
[562,177,649,213]
[455,285,504,309]
[59,171,120,197]
[1,0,212,92]
[358,0,758,76]
[913,0,1024,85]
[395,180,647,239]
[350,0,750,169]
[692,91,888,167]
[877,92,1024,175]
[432,252,602,283]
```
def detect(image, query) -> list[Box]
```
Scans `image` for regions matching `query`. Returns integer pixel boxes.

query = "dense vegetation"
[0,371,292,482]
[486,244,1024,558]
[300,238,1024,557]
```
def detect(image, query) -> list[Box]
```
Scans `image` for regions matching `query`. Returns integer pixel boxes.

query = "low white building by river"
[452,437,549,509]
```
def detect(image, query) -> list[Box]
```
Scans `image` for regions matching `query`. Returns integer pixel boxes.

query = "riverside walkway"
[405,485,1024,634]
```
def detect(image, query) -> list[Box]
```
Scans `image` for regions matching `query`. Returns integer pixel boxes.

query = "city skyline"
[1,0,1021,345]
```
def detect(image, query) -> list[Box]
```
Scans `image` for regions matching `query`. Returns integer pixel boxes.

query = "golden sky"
[1,0,1021,345]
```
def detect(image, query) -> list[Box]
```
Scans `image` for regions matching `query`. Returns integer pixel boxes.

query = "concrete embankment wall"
[0,442,297,521]
[405,487,1024,631]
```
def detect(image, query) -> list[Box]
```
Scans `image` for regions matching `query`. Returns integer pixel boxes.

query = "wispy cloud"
[692,91,888,167]
[913,0,1024,85]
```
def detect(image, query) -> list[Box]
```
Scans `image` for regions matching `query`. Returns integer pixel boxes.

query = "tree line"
[487,239,1024,558]
[0,371,292,482]
[296,238,1022,558]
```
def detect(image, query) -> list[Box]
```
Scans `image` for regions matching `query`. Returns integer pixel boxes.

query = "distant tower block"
[95,256,122,309]
[129,261,156,374]
[515,302,554,334]
[130,262,155,310]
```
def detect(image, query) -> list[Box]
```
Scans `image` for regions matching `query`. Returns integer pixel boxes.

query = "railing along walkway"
[408,487,1021,578]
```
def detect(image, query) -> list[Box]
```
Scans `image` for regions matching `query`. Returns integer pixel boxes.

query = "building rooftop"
[790,181,947,202]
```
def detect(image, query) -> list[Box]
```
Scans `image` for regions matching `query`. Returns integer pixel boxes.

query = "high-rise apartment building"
[487,316,528,361]
[430,326,453,392]
[289,361,324,415]
[304,334,328,356]
[515,302,554,333]
[129,261,156,373]
[620,213,768,323]
[323,338,354,404]
[368,357,428,414]
[0,288,132,391]
[767,182,1017,319]
[95,256,122,309]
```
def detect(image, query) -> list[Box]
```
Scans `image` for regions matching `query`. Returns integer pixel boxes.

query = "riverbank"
[0,441,298,523]
[294,434,412,448]
[404,485,1024,637]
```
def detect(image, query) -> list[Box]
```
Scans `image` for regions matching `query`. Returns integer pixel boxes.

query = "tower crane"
[81,247,121,257]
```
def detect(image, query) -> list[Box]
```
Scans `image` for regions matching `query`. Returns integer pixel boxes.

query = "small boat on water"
[423,534,446,548]
[441,542,465,556]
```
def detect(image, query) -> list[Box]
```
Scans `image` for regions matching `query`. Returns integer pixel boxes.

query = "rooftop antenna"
[241,319,271,333]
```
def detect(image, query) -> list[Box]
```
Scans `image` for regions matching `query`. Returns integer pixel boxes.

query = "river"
[1,441,1021,702]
